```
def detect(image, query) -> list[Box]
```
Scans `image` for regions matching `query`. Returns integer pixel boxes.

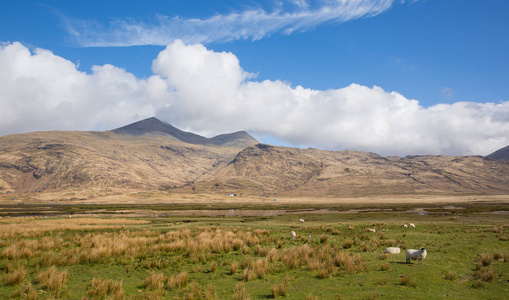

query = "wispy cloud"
[63,0,404,47]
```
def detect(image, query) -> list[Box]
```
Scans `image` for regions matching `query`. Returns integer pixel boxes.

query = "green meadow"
[0,204,508,299]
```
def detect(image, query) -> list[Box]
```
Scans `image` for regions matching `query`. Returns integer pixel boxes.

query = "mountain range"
[1,117,508,199]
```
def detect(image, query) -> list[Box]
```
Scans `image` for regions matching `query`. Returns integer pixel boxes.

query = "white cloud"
[64,0,402,47]
[1,41,508,156]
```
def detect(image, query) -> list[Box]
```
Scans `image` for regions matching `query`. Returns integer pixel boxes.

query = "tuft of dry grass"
[377,277,389,285]
[87,278,124,300]
[380,262,390,271]
[305,292,319,300]
[36,266,68,294]
[4,264,26,286]
[400,275,415,287]
[144,271,165,291]
[230,260,238,275]
[444,271,456,281]
[343,239,353,249]
[271,272,289,298]
[232,282,250,300]
[166,271,188,290]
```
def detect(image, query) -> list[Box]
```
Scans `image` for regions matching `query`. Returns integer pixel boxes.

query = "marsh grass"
[3,264,26,286]
[400,275,416,287]
[0,209,508,299]
[36,266,68,295]
[87,278,124,299]
[232,282,249,300]
[271,272,289,298]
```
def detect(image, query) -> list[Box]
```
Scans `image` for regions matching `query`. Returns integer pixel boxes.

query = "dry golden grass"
[166,271,188,291]
[232,282,250,300]
[36,266,67,294]
[3,264,26,286]
[0,217,149,238]
[87,278,125,300]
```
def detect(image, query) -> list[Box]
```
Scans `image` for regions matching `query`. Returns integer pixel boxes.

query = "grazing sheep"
[384,247,401,254]
[409,223,415,228]
[403,224,408,228]
[367,228,376,233]
[299,219,305,223]
[406,247,427,264]
[381,228,388,232]
[290,231,296,239]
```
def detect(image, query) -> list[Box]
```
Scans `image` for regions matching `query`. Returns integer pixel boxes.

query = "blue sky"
[1,0,508,156]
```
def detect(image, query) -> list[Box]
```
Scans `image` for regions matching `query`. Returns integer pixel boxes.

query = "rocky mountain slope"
[1,118,509,198]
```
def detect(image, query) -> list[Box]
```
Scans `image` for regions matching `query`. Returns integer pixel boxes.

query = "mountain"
[192,144,509,197]
[487,145,509,161]
[113,117,257,147]
[1,120,509,199]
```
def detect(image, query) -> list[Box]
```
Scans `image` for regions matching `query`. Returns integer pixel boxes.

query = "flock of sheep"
[291,219,427,265]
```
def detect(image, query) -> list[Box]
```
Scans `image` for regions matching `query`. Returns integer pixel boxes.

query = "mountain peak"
[113,117,257,147]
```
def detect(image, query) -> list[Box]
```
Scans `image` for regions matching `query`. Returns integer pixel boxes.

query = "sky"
[1,0,508,156]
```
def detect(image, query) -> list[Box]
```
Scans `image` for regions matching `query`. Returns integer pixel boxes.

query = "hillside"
[487,145,509,161]
[192,144,509,197]
[1,119,509,199]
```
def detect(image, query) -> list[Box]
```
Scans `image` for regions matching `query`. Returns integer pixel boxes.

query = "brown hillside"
[1,124,509,199]
[191,144,509,197]
[0,130,251,194]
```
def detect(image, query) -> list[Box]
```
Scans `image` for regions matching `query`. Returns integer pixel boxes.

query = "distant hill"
[487,145,509,161]
[113,117,257,147]
[1,119,509,198]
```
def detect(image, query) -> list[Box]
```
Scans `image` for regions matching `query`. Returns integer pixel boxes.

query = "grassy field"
[0,203,508,299]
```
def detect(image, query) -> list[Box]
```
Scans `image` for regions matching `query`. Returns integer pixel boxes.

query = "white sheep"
[299,219,305,223]
[409,223,415,228]
[384,247,401,254]
[406,247,427,264]
[403,224,408,228]
[290,231,296,239]
[367,228,376,233]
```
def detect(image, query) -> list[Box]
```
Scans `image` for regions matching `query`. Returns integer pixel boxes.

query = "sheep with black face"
[406,247,427,264]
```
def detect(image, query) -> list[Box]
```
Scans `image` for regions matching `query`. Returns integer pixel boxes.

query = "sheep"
[367,228,376,233]
[299,219,305,223]
[406,247,427,264]
[403,224,408,228]
[409,223,415,228]
[290,231,296,239]
[384,247,401,254]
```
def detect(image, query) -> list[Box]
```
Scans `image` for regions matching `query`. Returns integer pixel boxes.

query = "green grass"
[0,205,507,299]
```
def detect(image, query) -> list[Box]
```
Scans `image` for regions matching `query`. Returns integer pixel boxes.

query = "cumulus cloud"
[64,0,402,47]
[1,41,508,156]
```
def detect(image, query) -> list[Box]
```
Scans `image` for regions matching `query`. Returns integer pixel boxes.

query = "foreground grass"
[0,208,507,299]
